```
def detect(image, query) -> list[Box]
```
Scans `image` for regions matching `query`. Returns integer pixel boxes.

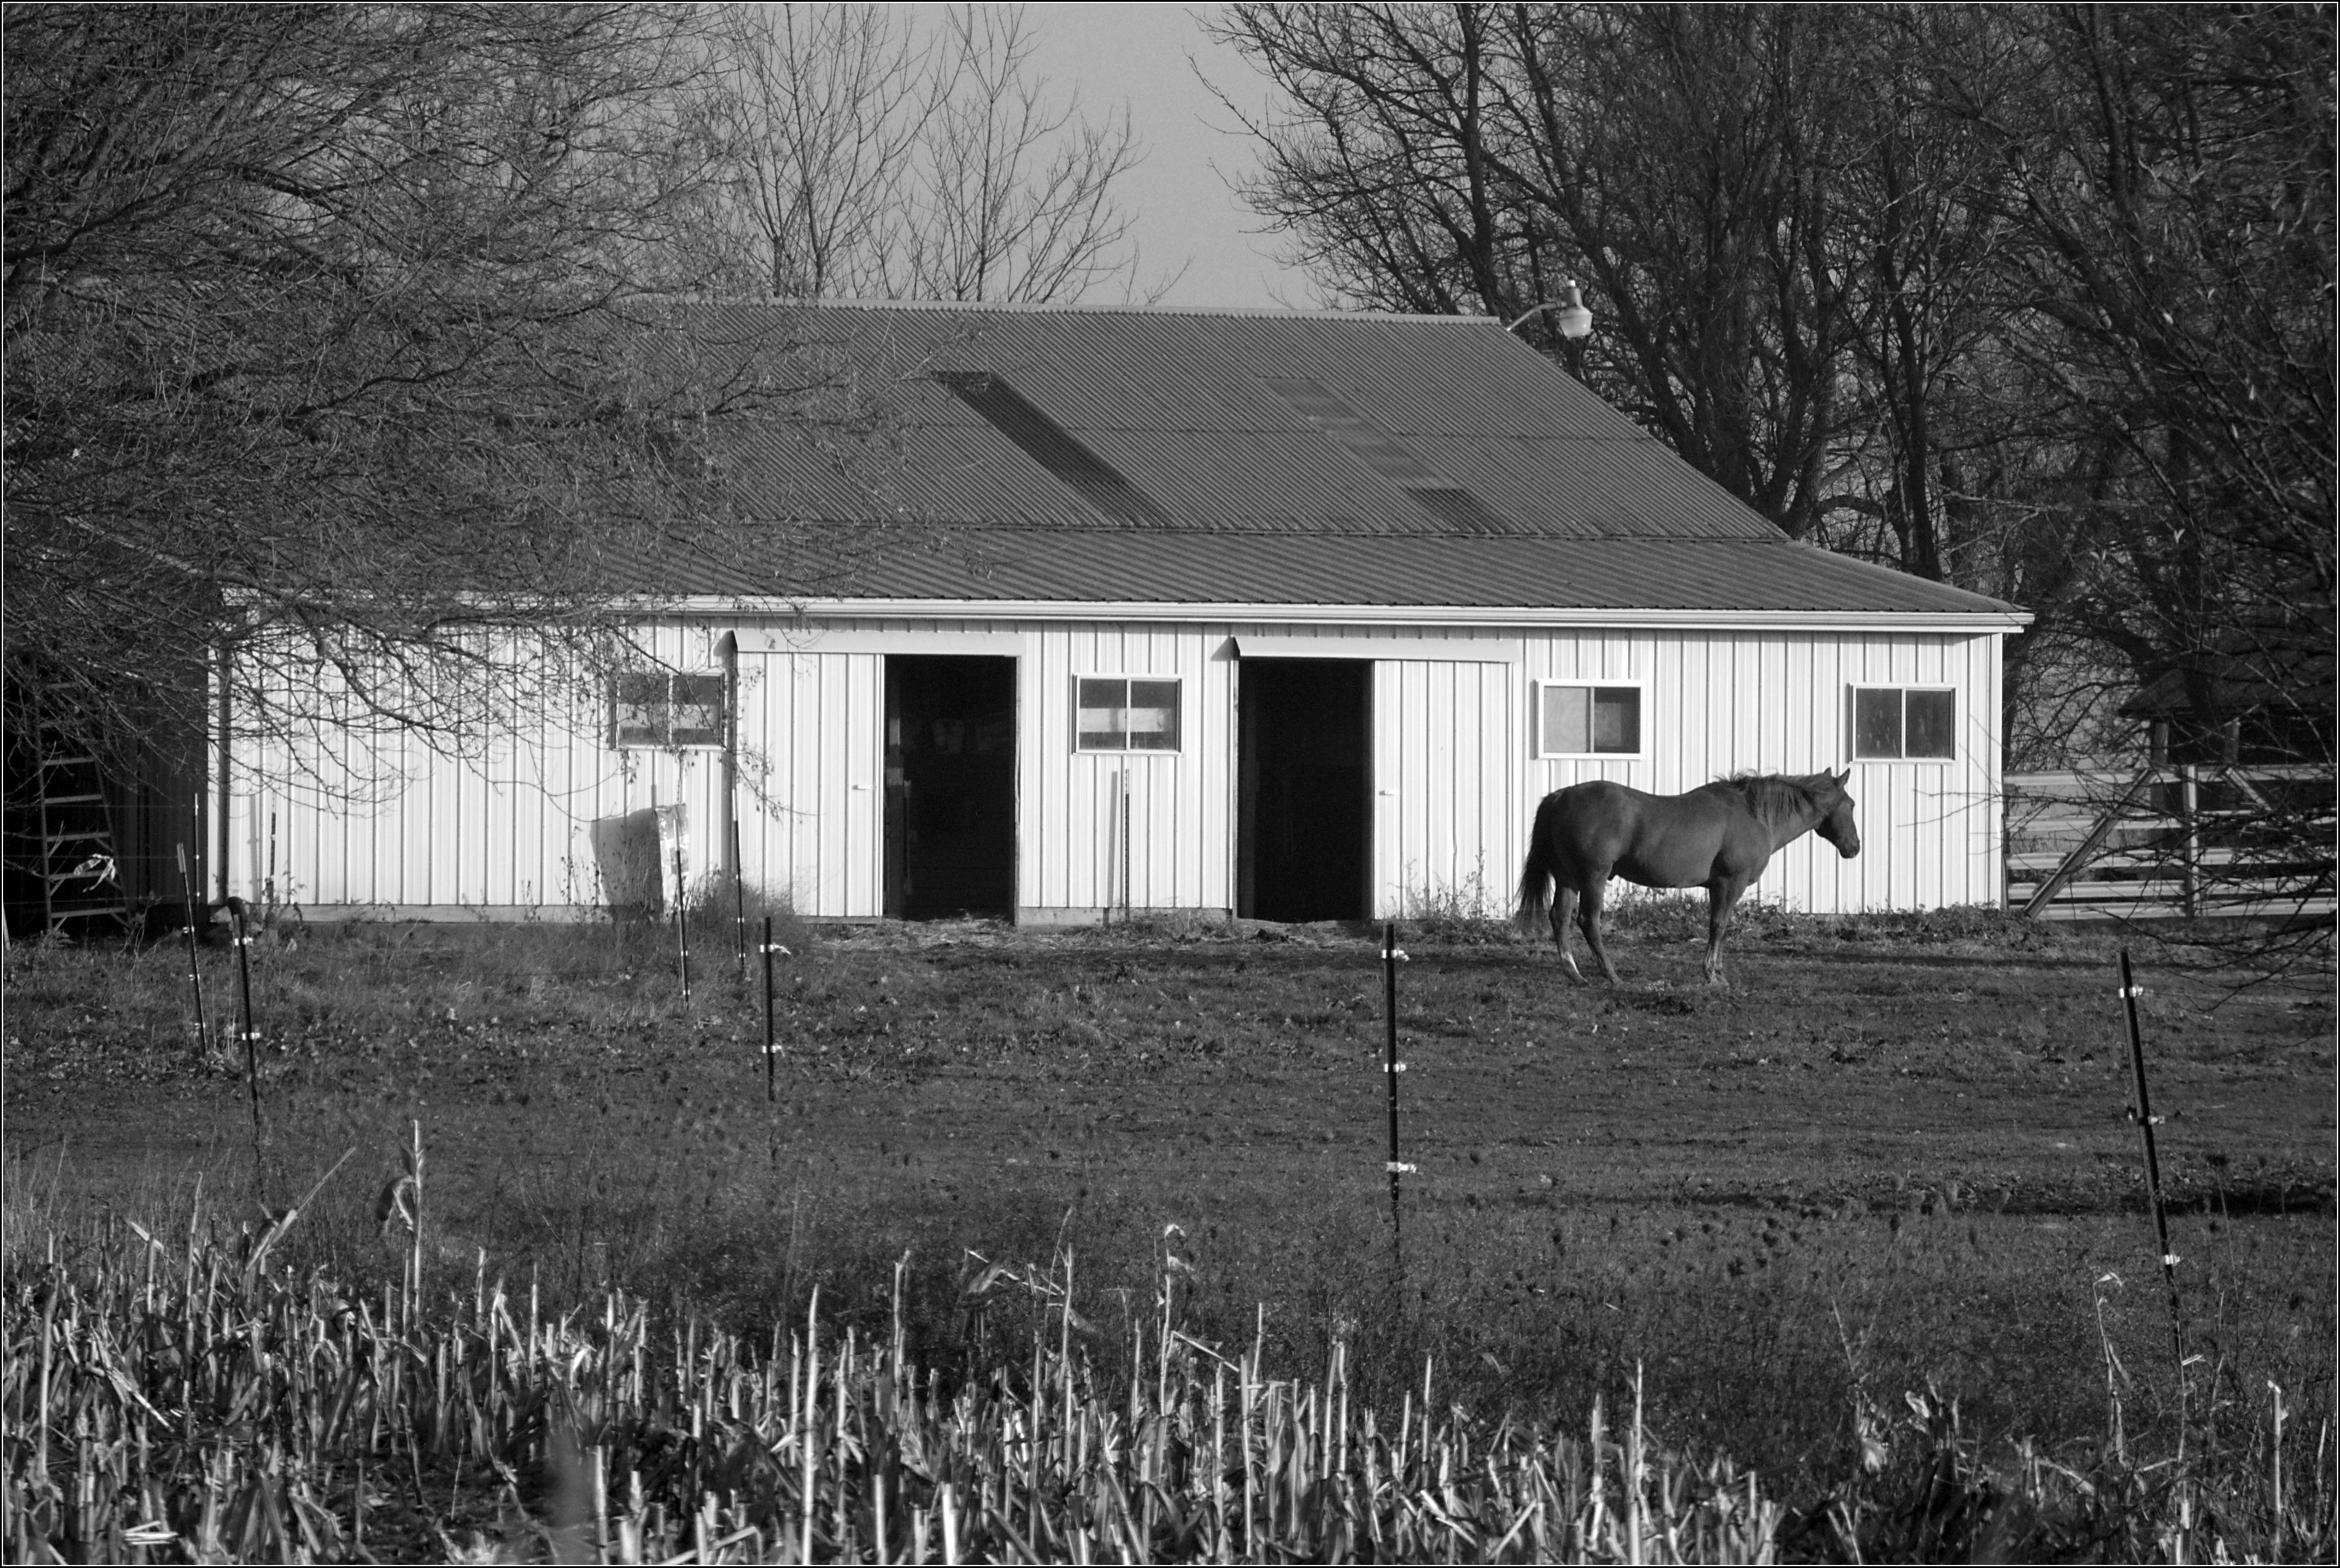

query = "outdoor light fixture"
[1504,280,1594,339]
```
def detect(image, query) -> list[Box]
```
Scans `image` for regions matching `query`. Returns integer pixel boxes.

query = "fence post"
[2119,950,2186,1380]
[761,914,779,1105]
[1382,922,1411,1284]
[175,844,210,1057]
[231,903,263,1155]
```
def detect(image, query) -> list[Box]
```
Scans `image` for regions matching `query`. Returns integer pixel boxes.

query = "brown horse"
[1515,771,1860,985]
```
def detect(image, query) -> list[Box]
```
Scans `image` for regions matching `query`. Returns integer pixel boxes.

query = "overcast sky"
[1017,4,1323,310]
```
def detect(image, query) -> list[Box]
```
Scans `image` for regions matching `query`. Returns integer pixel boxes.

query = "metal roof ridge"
[751,296,1508,325]
[931,524,1801,540]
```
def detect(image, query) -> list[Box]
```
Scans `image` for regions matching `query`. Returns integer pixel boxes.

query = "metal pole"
[762,915,778,1105]
[175,844,210,1057]
[1383,922,1410,1282]
[232,903,261,1145]
[1121,771,1133,923]
[2119,950,2186,1373]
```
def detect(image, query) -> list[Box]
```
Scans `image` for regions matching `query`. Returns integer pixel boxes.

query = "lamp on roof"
[1504,281,1594,376]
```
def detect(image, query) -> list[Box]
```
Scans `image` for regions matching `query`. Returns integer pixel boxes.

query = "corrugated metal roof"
[642,527,2018,616]
[655,302,2021,616]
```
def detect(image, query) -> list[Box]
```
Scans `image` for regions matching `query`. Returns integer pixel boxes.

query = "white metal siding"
[230,618,2007,921]
[229,626,728,914]
[1372,657,1518,918]
[1520,629,2003,912]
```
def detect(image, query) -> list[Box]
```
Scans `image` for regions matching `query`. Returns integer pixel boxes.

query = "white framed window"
[1850,685,1956,760]
[1534,680,1646,759]
[612,670,727,749]
[1076,675,1182,752]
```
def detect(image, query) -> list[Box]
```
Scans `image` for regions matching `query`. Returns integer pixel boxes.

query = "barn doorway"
[884,656,1016,920]
[1238,659,1371,921]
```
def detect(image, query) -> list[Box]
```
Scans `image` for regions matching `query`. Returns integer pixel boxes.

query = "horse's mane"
[1714,771,1832,829]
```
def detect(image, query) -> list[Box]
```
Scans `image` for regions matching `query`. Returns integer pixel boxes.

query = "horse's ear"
[1834,767,1851,787]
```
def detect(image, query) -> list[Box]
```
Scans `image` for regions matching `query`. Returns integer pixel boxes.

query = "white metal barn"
[222,304,2031,924]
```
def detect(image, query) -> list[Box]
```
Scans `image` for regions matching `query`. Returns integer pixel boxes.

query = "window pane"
[614,672,668,747]
[1592,688,1640,753]
[1853,688,1903,758]
[1127,679,1180,751]
[1542,685,1590,754]
[1077,677,1127,750]
[1906,689,1955,758]
[670,674,728,747]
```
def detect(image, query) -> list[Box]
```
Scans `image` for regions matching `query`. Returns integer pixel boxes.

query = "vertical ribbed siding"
[229,626,725,915]
[735,647,884,918]
[1516,629,2002,915]
[1371,654,1517,918]
[1025,621,1231,911]
[227,618,2009,923]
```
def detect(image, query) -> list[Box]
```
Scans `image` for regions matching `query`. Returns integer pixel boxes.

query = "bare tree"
[704,2,930,298]
[1960,4,2333,938]
[1213,2,1870,538]
[707,2,1149,304]
[4,3,875,769]
[1219,2,2330,951]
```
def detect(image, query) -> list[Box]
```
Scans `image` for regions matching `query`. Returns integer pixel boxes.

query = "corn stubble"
[11,1211,2324,1567]
[4,1194,1791,1566]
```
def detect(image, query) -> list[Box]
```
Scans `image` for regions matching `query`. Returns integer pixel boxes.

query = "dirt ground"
[17,911,2325,1200]
[5,909,2332,1473]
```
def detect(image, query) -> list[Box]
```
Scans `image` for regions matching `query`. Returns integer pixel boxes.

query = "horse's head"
[1813,768,1861,858]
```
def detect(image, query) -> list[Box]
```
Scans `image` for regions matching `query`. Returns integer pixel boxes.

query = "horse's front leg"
[1550,885,1586,983]
[1578,878,1623,983]
[1704,880,1748,986]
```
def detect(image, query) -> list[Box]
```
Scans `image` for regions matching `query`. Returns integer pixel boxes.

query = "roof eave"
[620,594,2034,633]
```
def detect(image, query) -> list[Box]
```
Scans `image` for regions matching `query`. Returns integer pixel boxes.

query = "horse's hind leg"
[1550,885,1586,982]
[1577,878,1623,983]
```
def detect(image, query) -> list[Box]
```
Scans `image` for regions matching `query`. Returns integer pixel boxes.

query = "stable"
[223,303,2030,924]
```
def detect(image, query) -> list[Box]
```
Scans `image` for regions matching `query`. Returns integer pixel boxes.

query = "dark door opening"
[1238,659,1371,921]
[885,656,1016,920]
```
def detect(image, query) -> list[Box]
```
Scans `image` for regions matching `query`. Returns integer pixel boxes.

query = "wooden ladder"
[27,741,128,935]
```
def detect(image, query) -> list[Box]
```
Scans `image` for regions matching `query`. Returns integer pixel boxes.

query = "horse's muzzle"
[1834,836,1861,859]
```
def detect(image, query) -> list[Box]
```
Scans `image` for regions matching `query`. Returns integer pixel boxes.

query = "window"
[1535,682,1644,757]
[1851,686,1956,760]
[612,671,727,748]
[1077,676,1181,752]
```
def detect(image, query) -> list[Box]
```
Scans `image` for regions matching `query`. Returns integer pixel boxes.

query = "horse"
[1515,771,1860,986]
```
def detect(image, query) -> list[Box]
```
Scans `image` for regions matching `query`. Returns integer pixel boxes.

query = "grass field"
[4,902,2333,1557]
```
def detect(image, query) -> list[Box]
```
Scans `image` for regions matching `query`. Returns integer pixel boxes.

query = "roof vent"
[935,371,1169,526]
[1263,377,1510,533]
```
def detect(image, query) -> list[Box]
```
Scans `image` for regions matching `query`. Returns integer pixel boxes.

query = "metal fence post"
[231,903,262,1147]
[2119,950,2186,1376]
[761,914,779,1105]
[175,844,210,1057]
[1383,922,1412,1284]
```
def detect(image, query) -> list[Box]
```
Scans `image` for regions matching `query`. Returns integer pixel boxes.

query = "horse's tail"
[1515,795,1555,931]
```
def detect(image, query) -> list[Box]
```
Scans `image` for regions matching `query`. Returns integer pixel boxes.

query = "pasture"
[4,903,2333,1556]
